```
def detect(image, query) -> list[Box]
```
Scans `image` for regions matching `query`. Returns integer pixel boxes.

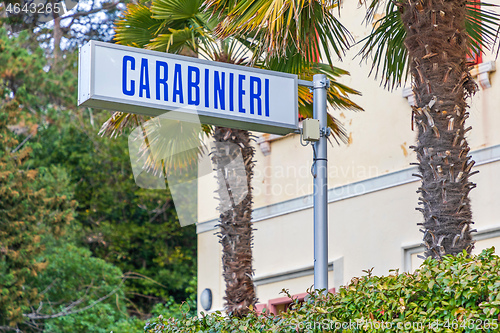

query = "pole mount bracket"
[313,78,330,89]
[320,127,331,137]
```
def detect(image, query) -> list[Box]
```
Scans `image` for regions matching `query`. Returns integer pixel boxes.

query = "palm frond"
[98,112,142,138]
[106,0,364,174]
[136,117,208,174]
[362,0,385,24]
[466,2,500,57]
[358,1,408,90]
[147,27,200,53]
[297,72,362,144]
[151,0,205,22]
[359,0,500,90]
[264,46,363,143]
[114,4,165,48]
[205,0,352,67]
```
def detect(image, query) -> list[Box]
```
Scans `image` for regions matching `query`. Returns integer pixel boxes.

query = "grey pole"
[313,74,329,293]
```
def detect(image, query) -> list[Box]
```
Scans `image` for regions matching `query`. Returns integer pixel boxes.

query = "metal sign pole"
[313,74,329,293]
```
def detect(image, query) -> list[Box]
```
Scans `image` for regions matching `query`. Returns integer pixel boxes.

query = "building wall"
[196,2,500,314]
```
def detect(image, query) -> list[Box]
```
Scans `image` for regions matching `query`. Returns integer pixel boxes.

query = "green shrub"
[108,277,197,332]
[144,248,500,332]
[31,243,128,333]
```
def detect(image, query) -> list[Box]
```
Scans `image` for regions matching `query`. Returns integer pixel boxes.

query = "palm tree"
[100,0,362,316]
[360,0,500,259]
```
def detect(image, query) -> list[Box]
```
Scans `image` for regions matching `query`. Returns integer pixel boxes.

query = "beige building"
[196,3,500,314]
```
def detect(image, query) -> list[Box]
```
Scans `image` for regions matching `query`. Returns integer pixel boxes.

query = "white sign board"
[78,41,298,135]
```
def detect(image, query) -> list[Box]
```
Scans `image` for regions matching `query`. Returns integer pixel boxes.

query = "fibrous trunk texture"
[212,126,256,317]
[402,0,477,259]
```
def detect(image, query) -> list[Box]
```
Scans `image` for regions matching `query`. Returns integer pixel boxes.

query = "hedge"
[144,248,500,332]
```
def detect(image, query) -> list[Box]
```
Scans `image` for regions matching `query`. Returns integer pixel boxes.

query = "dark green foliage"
[0,29,128,331]
[30,109,197,316]
[145,248,500,332]
[26,242,127,333]
[0,28,77,328]
[0,28,78,108]
[109,277,197,332]
[2,20,196,319]
[0,135,73,327]
[1,26,197,330]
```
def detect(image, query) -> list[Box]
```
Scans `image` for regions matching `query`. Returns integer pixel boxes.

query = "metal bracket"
[320,127,331,137]
[313,78,330,90]
[298,79,314,88]
[300,78,330,93]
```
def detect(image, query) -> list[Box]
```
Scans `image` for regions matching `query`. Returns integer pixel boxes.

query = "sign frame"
[78,41,299,135]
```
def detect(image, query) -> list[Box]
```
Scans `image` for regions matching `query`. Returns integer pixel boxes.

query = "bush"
[31,243,128,332]
[144,248,500,332]
[109,277,197,332]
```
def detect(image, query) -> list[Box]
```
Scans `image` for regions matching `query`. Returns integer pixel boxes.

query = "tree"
[360,0,500,258]
[1,0,124,60]
[0,27,132,333]
[1,27,191,331]
[30,108,198,318]
[2,6,198,316]
[101,0,362,317]
[24,239,128,333]
[0,28,77,330]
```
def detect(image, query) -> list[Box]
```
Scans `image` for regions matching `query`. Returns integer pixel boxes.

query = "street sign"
[78,41,298,135]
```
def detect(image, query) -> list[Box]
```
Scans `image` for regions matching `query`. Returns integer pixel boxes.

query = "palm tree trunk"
[402,0,477,259]
[211,126,256,316]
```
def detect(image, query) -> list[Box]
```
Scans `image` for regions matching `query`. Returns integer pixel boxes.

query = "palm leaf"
[359,0,500,90]
[147,27,200,53]
[103,1,217,173]
[358,1,407,90]
[114,4,165,48]
[98,112,142,138]
[136,117,208,174]
[465,2,500,57]
[265,45,363,143]
[151,0,205,23]
[205,0,352,67]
